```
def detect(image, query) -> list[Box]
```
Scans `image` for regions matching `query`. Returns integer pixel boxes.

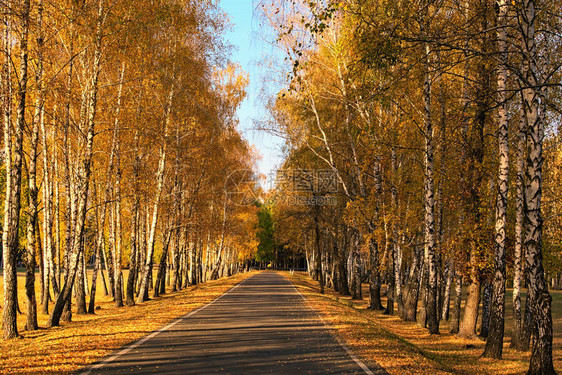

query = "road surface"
[81,271,386,374]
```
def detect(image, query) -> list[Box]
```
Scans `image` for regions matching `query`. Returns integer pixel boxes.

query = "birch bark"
[511,104,526,350]
[24,0,45,331]
[2,0,30,339]
[112,63,125,307]
[423,40,439,334]
[137,82,174,303]
[484,0,509,357]
[520,1,555,372]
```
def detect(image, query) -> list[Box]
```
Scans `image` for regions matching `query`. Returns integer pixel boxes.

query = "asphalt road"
[81,271,386,374]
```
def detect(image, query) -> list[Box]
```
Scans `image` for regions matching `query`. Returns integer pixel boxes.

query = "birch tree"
[483,0,510,358]
[2,0,30,339]
[519,0,555,372]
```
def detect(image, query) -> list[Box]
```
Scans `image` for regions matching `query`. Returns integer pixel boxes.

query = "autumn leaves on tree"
[266,0,560,374]
[1,0,256,339]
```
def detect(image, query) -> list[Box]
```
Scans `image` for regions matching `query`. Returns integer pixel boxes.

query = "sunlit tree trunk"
[449,274,462,333]
[61,1,78,320]
[349,230,362,300]
[418,260,428,328]
[42,106,61,313]
[53,133,62,289]
[41,108,58,316]
[126,130,141,305]
[181,241,190,289]
[458,242,481,338]
[480,279,492,338]
[390,148,402,313]
[24,111,40,331]
[171,228,184,292]
[24,0,46,331]
[337,235,350,295]
[24,103,42,330]
[197,240,204,284]
[104,222,115,298]
[88,182,102,313]
[441,261,452,321]
[422,38,439,334]
[210,193,228,281]
[2,0,30,339]
[137,83,174,303]
[153,229,172,298]
[484,0,509,357]
[0,3,12,278]
[37,33,59,314]
[126,197,139,304]
[314,205,324,294]
[511,105,526,350]
[367,235,383,309]
[136,208,149,294]
[519,2,555,372]
[406,247,423,322]
[190,240,198,285]
[202,234,209,280]
[367,160,383,308]
[384,221,395,315]
[112,63,125,308]
[76,250,87,315]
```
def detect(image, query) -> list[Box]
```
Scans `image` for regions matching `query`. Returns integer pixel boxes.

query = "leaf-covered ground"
[286,271,562,375]
[2,269,560,374]
[0,270,257,374]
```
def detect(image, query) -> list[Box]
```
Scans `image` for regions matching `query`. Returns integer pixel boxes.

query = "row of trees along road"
[1,0,259,339]
[263,0,561,373]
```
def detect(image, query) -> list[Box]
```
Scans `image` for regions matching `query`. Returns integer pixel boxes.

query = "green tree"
[256,204,276,264]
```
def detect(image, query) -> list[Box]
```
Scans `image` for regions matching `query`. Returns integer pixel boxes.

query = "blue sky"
[220,0,285,186]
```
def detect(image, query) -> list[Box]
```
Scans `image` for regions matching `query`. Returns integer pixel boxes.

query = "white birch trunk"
[520,1,555,371]
[484,0,509,358]
[136,83,174,303]
[422,35,439,334]
[2,0,29,339]
[511,104,526,350]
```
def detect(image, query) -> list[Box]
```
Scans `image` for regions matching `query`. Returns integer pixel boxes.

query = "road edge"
[283,272,386,375]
